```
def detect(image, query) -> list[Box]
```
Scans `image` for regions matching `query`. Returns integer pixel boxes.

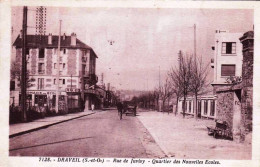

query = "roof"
[13,35,98,58]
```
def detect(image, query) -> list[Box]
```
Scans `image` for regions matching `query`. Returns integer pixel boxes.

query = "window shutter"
[221,65,235,76]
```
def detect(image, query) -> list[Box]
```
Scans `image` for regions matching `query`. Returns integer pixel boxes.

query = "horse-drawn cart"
[125,106,137,116]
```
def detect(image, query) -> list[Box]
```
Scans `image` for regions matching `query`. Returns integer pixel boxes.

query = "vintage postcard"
[1,0,260,167]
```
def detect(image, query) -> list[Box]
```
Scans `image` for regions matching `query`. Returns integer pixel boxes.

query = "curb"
[9,112,95,138]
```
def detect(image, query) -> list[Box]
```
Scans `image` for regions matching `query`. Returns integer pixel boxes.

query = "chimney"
[71,33,76,46]
[63,33,66,40]
[20,30,23,38]
[48,33,52,45]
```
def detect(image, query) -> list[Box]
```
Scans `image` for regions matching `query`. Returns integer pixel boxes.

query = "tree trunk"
[175,96,179,116]
[183,95,186,118]
[194,93,198,120]
[162,99,165,113]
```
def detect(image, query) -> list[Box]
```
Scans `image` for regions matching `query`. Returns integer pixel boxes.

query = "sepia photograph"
[2,1,258,166]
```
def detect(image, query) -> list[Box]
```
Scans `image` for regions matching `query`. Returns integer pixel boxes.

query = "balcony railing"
[79,71,98,84]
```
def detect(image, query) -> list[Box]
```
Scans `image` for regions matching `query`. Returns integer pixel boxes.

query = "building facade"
[214,31,254,142]
[178,95,217,119]
[211,31,243,92]
[11,33,99,113]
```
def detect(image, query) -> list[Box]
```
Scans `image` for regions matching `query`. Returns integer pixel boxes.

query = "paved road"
[9,110,165,158]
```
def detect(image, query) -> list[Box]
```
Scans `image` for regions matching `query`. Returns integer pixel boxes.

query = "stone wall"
[216,91,234,132]
[240,31,254,135]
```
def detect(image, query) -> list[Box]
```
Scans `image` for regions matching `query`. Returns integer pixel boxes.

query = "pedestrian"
[116,101,123,120]
[91,104,95,111]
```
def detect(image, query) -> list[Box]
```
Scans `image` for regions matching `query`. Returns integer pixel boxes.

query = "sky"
[11,7,253,91]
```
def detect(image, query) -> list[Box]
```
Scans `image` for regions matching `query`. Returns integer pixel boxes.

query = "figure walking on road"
[116,101,123,120]
[91,104,95,111]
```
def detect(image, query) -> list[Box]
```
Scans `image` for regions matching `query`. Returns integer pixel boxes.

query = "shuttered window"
[222,42,236,54]
[221,65,235,76]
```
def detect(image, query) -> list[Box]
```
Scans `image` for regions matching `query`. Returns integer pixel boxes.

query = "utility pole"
[159,66,161,90]
[21,6,28,122]
[194,24,196,59]
[55,20,62,113]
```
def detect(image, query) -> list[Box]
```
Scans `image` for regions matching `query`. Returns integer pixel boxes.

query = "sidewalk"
[137,111,252,159]
[9,110,98,138]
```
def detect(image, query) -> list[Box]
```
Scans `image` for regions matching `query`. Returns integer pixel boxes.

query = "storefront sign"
[26,91,56,95]
[65,88,80,93]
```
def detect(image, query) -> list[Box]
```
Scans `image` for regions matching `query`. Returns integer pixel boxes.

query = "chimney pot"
[71,32,76,46]
[48,33,52,45]
[63,33,66,40]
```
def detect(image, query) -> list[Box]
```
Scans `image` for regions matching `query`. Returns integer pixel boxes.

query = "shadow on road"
[9,136,93,152]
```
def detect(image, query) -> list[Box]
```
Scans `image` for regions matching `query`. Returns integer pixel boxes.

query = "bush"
[9,106,22,124]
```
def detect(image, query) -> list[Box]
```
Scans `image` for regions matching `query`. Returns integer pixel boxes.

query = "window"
[38,63,45,74]
[204,100,208,115]
[63,49,66,54]
[198,100,201,114]
[26,48,30,55]
[221,64,235,76]
[189,101,191,113]
[38,78,44,90]
[210,100,215,116]
[39,48,45,58]
[54,63,57,69]
[35,95,47,106]
[222,42,236,54]
[63,63,65,69]
[82,65,86,75]
[54,79,65,85]
[10,81,15,91]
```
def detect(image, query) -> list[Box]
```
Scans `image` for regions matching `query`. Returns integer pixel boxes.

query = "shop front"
[84,88,105,110]
[66,88,82,112]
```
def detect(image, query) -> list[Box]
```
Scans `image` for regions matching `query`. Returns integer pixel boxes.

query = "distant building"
[211,31,243,93]
[11,32,99,112]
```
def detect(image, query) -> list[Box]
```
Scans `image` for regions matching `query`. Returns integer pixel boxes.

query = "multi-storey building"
[177,31,243,119]
[11,32,99,112]
[211,31,243,92]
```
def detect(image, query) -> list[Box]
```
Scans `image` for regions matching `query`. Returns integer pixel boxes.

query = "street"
[9,110,165,158]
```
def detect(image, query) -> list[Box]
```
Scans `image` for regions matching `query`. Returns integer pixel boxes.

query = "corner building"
[12,33,99,112]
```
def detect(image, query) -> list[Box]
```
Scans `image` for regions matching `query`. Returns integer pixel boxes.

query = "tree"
[168,51,193,118]
[189,55,209,119]
[10,62,35,88]
[159,78,173,113]
[168,67,183,116]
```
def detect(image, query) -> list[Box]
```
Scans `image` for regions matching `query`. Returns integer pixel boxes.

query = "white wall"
[213,32,243,84]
